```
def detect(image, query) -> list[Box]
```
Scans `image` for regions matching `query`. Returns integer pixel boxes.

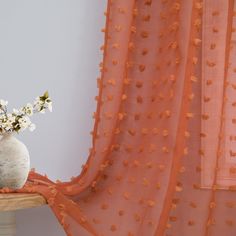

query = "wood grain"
[0,193,46,212]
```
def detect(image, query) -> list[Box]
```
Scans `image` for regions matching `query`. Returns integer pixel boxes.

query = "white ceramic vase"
[0,134,30,189]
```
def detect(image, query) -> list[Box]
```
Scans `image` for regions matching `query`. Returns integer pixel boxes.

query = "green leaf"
[43,91,49,99]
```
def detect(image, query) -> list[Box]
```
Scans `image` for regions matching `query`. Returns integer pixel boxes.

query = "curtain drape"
[2,0,236,235]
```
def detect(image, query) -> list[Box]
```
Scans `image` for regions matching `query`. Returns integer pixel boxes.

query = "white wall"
[0,0,106,235]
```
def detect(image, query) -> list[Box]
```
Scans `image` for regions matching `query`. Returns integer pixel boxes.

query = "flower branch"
[0,91,52,134]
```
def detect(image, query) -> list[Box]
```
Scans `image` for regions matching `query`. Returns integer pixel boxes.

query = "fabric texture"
[2,0,236,235]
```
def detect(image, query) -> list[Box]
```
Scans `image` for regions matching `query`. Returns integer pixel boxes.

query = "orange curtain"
[2,0,236,235]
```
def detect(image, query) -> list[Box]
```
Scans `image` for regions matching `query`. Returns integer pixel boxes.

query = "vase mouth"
[0,132,14,140]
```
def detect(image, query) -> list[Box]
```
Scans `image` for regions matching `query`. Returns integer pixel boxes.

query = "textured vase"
[0,134,30,189]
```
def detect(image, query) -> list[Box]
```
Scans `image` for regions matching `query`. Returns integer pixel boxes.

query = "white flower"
[29,123,36,132]
[13,109,20,115]
[0,100,8,107]
[0,91,52,134]
[0,114,14,132]
[18,116,31,130]
[21,103,34,116]
[47,101,53,112]
[1,122,10,131]
[6,114,15,123]
[34,97,44,113]
[0,114,5,121]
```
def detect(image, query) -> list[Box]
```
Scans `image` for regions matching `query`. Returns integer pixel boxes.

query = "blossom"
[47,100,53,112]
[33,91,52,113]
[21,103,34,116]
[0,91,52,134]
[12,109,20,115]
[0,114,15,132]
[18,116,31,130]
[29,123,36,132]
[1,120,12,132]
[34,97,43,112]
[0,100,8,107]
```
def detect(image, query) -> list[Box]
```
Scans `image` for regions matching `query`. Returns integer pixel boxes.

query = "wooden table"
[0,194,46,236]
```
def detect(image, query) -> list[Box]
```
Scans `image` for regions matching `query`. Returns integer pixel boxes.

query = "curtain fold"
[1,0,236,235]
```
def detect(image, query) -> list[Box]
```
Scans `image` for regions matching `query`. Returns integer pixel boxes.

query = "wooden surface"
[0,193,46,212]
